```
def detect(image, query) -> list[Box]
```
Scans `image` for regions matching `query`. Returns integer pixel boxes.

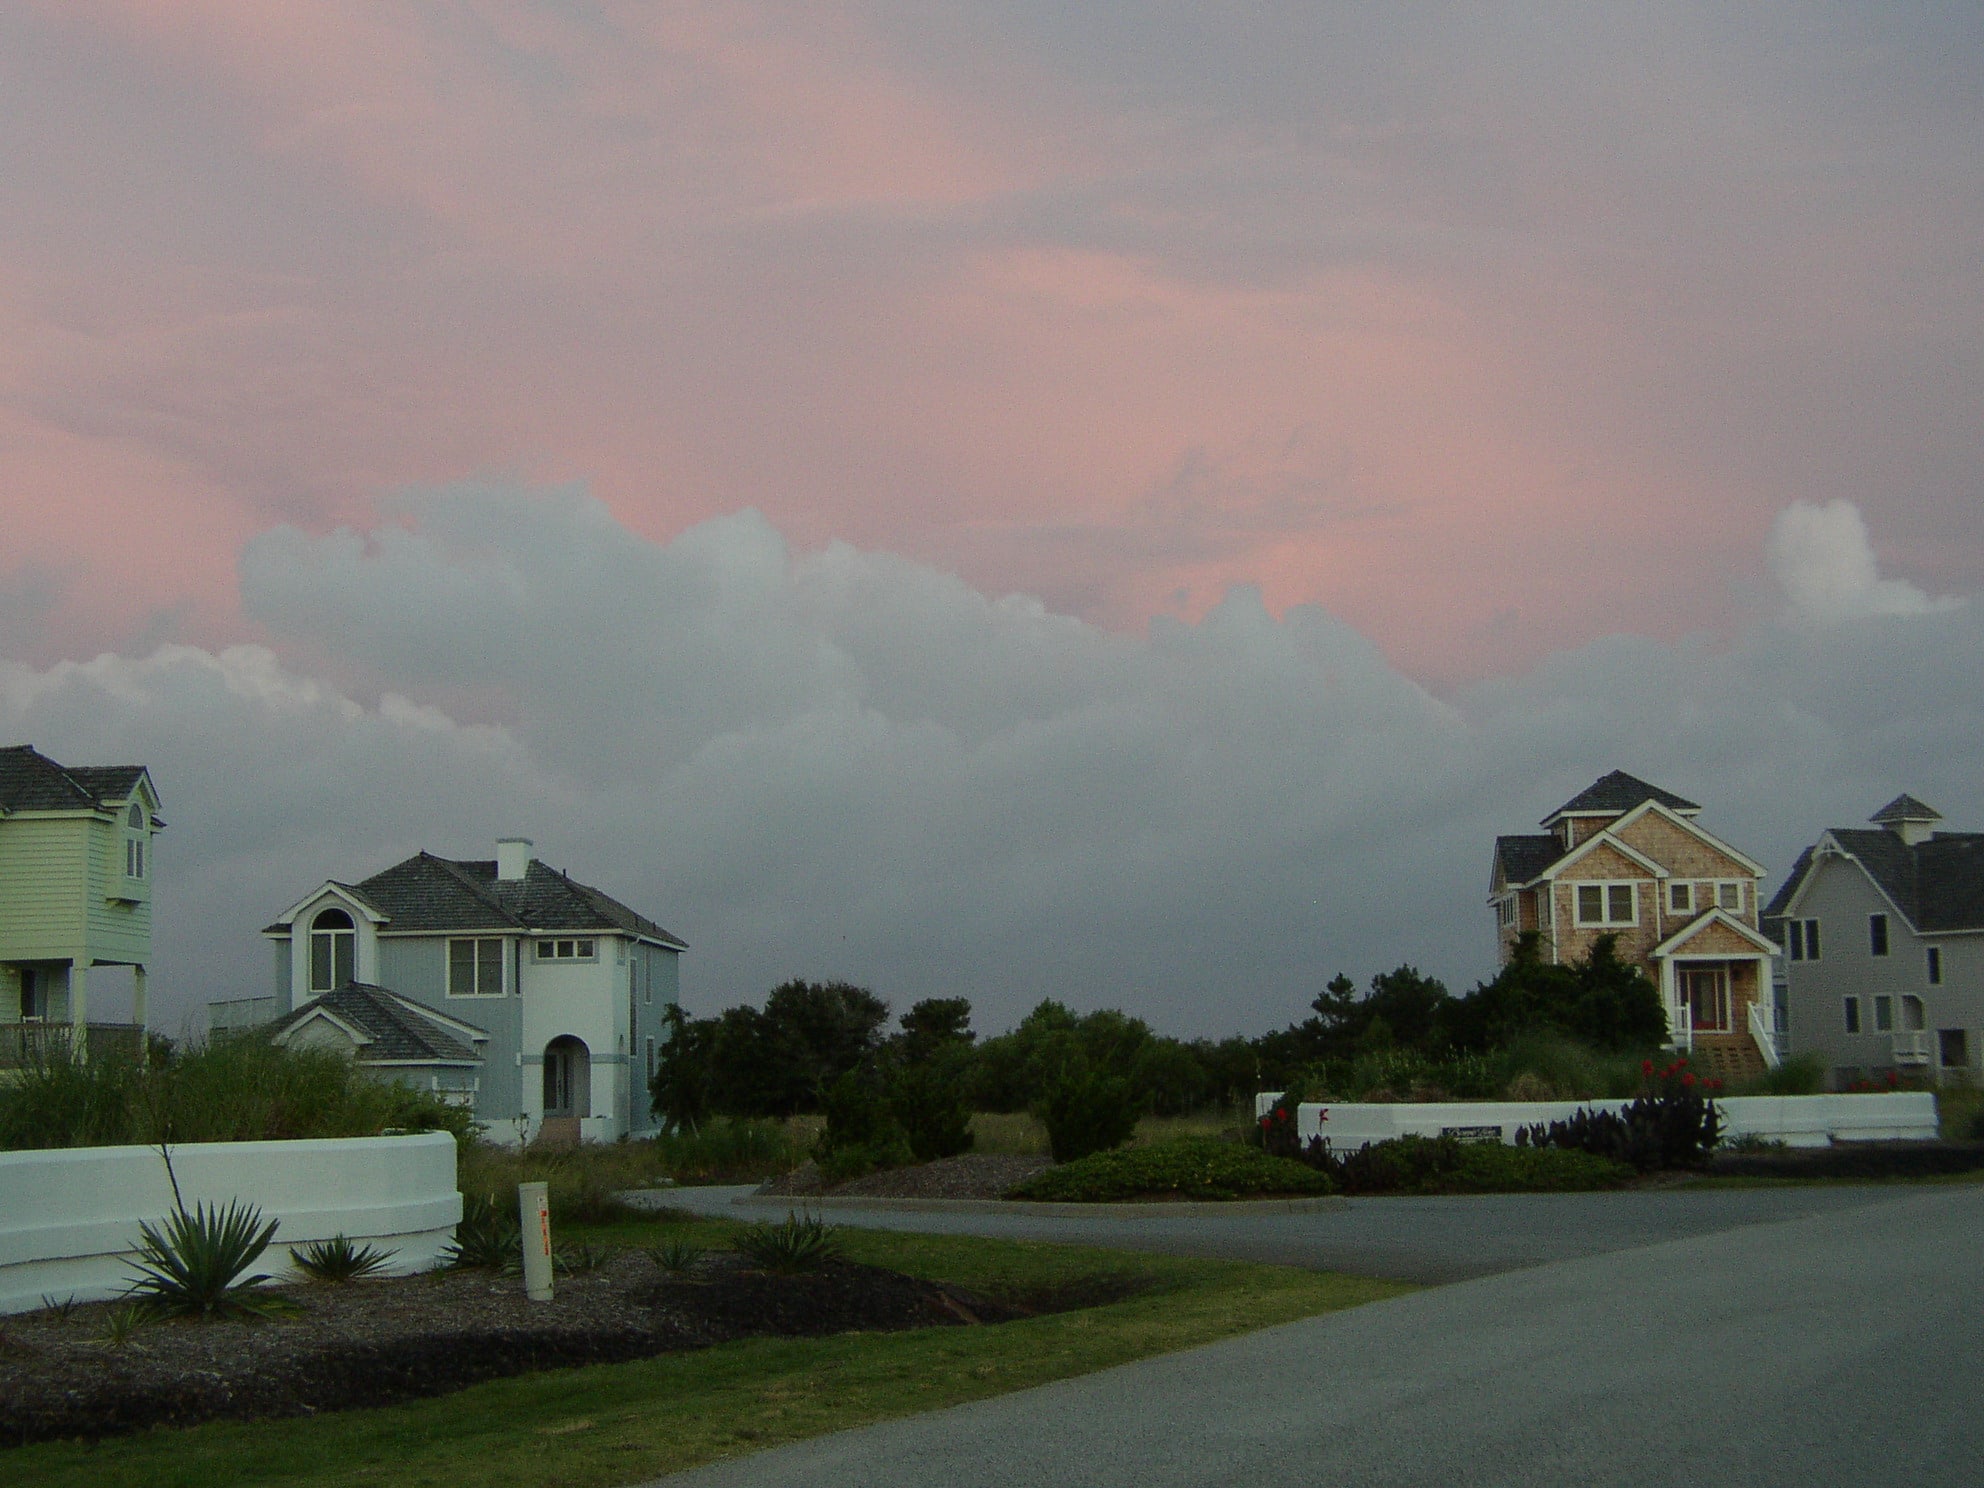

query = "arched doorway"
[542,1035,591,1121]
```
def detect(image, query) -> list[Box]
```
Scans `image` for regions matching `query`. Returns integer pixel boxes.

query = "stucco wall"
[0,1132,460,1315]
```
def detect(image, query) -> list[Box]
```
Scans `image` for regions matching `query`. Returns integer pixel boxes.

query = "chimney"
[496,838,533,881]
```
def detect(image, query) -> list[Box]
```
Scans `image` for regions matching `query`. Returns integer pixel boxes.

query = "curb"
[721,1193,1349,1218]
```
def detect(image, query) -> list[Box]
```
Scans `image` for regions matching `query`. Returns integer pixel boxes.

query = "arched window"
[310,907,356,992]
[124,802,147,879]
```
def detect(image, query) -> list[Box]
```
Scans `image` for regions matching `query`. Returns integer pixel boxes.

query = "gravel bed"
[757,1153,1056,1201]
[0,1250,1021,1447]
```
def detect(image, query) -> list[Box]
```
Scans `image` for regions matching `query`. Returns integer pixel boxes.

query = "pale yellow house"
[1491,770,1780,1078]
[0,745,161,1061]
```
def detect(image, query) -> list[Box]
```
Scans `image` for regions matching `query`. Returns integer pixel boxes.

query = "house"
[250,839,685,1143]
[1490,770,1779,1077]
[1765,796,1983,1090]
[0,744,161,1064]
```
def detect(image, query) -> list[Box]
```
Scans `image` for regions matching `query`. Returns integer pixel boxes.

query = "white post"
[519,1181,553,1302]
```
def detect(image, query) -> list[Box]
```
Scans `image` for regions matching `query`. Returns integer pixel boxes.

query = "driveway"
[644,1181,1984,1486]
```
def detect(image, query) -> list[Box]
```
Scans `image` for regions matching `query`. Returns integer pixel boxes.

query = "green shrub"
[733,1212,841,1273]
[651,1118,807,1184]
[1317,1134,1630,1195]
[1516,1058,1724,1171]
[648,1238,706,1274]
[1758,1053,1826,1096]
[888,1059,975,1164]
[812,1066,913,1181]
[290,1234,396,1283]
[1010,1136,1332,1202]
[1033,1060,1142,1163]
[124,1200,288,1320]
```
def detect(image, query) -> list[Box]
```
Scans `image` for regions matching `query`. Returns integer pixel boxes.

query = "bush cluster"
[1306,1134,1631,1195]
[1009,1136,1332,1202]
[1515,1057,1725,1172]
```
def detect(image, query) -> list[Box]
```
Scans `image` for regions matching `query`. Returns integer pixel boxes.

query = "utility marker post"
[519,1181,553,1301]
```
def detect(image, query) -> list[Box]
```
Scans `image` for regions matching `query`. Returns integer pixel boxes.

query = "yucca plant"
[290,1234,397,1283]
[124,1199,285,1320]
[552,1241,608,1277]
[647,1237,706,1275]
[97,1301,154,1347]
[442,1192,521,1270]
[733,1211,840,1274]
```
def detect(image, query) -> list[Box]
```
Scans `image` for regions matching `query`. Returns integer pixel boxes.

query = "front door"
[1682,966,1731,1033]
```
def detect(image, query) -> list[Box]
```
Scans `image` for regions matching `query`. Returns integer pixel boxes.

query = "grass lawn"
[9,1218,1409,1488]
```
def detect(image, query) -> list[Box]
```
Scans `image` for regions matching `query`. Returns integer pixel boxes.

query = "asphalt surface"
[640,1181,1980,1486]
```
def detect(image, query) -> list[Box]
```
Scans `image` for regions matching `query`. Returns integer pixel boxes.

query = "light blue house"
[245,839,685,1144]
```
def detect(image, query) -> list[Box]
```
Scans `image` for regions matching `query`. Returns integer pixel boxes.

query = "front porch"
[0,1021,146,1068]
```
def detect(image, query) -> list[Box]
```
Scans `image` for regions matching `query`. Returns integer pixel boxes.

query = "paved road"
[659,1180,1924,1283]
[646,1182,1984,1487]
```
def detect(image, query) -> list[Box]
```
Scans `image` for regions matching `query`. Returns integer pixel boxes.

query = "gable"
[1655,912,1775,958]
[1613,809,1758,882]
[1551,836,1662,882]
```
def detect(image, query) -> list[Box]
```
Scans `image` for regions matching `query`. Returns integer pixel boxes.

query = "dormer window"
[310,908,357,992]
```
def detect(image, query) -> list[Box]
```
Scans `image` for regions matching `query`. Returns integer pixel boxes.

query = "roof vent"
[496,838,533,881]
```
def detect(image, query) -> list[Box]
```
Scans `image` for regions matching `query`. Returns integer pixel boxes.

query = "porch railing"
[208,997,278,1033]
[1891,1031,1932,1067]
[1748,1000,1784,1070]
[0,1022,146,1068]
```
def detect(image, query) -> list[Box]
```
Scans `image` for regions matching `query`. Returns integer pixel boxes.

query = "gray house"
[1767,796,1984,1090]
[237,839,685,1144]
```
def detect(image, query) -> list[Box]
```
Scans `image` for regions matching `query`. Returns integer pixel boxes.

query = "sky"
[1,4,1979,1039]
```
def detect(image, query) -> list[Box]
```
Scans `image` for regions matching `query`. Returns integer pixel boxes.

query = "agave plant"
[124,1200,285,1320]
[647,1237,706,1275]
[552,1241,608,1277]
[443,1192,521,1270]
[97,1301,155,1348]
[291,1234,397,1283]
[733,1211,840,1274]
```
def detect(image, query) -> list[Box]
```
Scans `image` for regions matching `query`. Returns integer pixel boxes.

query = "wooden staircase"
[1688,1039,1768,1085]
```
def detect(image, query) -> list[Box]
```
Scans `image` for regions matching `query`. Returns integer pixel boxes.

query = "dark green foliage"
[887,1058,975,1163]
[290,1234,396,1283]
[648,1004,716,1131]
[1516,1058,1725,1171]
[0,1037,469,1153]
[1033,1055,1142,1163]
[733,1212,841,1273]
[648,1238,706,1274]
[1759,1052,1826,1096]
[1442,934,1667,1053]
[125,1200,286,1320]
[813,1064,913,1182]
[893,997,974,1062]
[1010,1136,1332,1202]
[651,980,892,1121]
[553,1242,609,1276]
[1309,1134,1631,1194]
[444,1192,521,1271]
[649,1117,805,1184]
[1254,1090,1306,1160]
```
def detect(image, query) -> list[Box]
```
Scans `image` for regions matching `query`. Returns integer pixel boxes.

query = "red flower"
[1642,1060,1655,1076]
[1682,1072,1696,1087]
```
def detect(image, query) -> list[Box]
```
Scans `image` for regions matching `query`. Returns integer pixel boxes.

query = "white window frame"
[309,908,357,993]
[1789,918,1821,962]
[1573,880,1638,928]
[447,937,506,997]
[534,937,598,962]
[1669,882,1694,915]
[1716,881,1744,913]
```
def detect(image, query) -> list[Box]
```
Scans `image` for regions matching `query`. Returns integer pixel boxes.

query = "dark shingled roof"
[1768,825,1984,933]
[1544,770,1699,823]
[1494,834,1564,886]
[274,850,687,948]
[270,983,486,1064]
[0,745,150,814]
[1871,794,1942,826]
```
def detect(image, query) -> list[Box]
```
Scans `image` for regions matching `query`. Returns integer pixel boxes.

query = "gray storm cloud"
[4,487,1977,1040]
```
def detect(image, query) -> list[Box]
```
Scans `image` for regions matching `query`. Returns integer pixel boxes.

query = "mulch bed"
[0,1250,1030,1448]
[757,1152,1056,1201]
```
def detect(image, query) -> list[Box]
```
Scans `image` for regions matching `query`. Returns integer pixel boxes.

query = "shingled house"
[1491,771,1779,1077]
[241,839,685,1144]
[1767,796,1983,1089]
[1,744,161,1064]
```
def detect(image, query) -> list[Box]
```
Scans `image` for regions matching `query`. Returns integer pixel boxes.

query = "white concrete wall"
[1256,1092,1940,1150]
[0,1131,460,1315]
